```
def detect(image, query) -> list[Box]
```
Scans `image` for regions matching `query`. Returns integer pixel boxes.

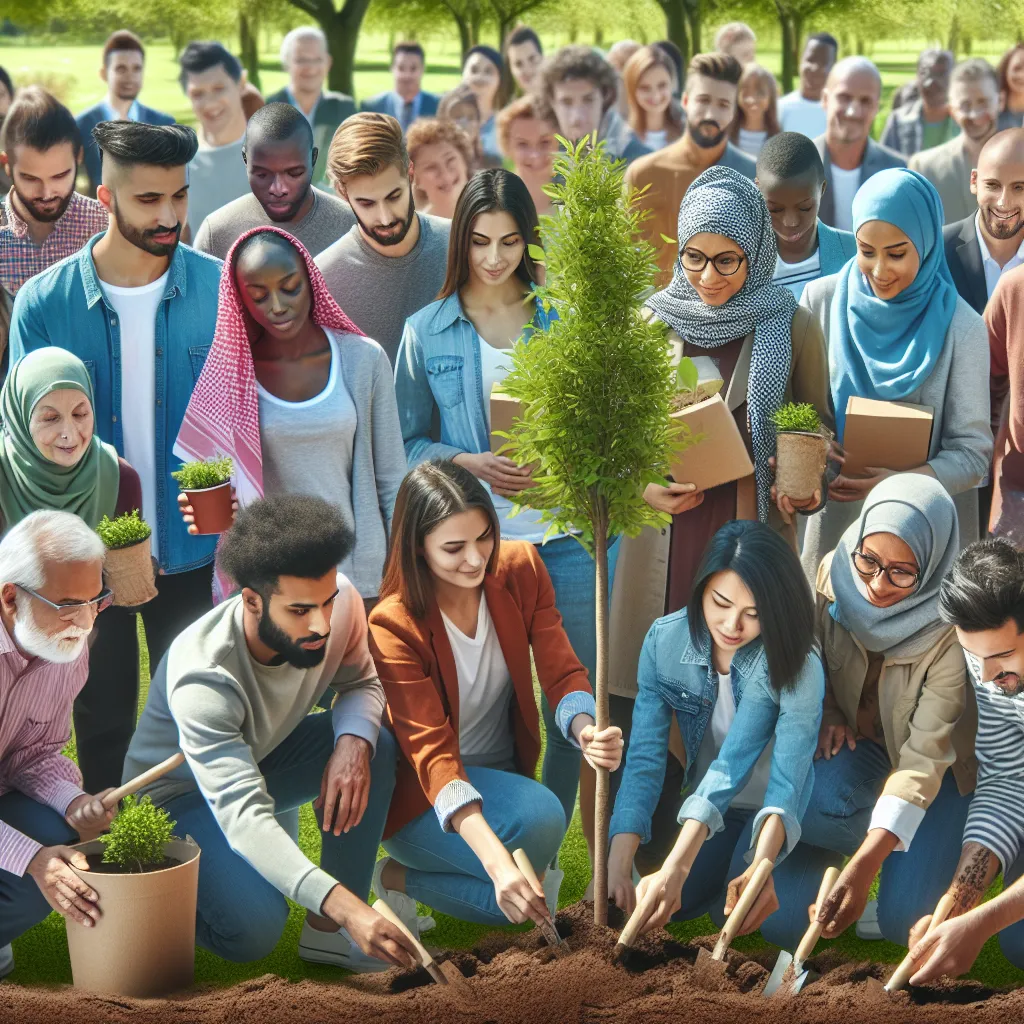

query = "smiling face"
[550,77,606,143]
[393,50,424,100]
[234,235,312,342]
[413,141,468,218]
[918,52,953,110]
[800,39,836,100]
[287,36,330,97]
[857,532,920,609]
[103,48,144,103]
[507,115,557,180]
[507,40,543,94]
[683,72,738,149]
[823,65,881,147]
[957,618,1024,695]
[1007,49,1024,99]
[29,388,95,467]
[855,220,921,299]
[973,140,1024,243]
[635,64,673,117]
[702,569,762,656]
[184,65,245,139]
[463,53,501,110]
[738,75,771,123]
[467,209,525,288]
[245,131,314,222]
[758,170,824,260]
[950,75,1000,143]
[421,507,495,592]
[681,231,748,306]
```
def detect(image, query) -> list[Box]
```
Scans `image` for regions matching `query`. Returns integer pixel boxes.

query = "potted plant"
[771,402,831,503]
[171,456,234,535]
[66,795,200,997]
[671,355,723,412]
[96,510,157,608]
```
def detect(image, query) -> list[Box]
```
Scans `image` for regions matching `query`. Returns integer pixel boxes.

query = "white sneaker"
[855,899,884,941]
[542,865,564,919]
[0,944,12,980]
[371,856,436,936]
[297,921,391,972]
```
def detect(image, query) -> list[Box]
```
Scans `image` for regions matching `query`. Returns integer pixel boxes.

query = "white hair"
[827,55,882,92]
[0,510,105,592]
[280,26,328,67]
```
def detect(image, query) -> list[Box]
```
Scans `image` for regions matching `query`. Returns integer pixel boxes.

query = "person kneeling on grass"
[0,511,118,980]
[367,460,623,934]
[122,495,420,972]
[607,520,824,949]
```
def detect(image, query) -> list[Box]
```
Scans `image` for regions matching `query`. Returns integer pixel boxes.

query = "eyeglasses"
[851,550,920,590]
[15,584,114,620]
[680,248,746,276]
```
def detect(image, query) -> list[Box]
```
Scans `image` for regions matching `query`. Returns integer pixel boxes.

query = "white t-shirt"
[777,92,827,139]
[441,597,515,768]
[773,248,821,300]
[99,271,168,557]
[737,128,768,158]
[830,165,861,233]
[643,129,669,151]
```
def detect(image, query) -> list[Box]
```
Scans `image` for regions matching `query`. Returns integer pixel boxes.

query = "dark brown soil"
[83,853,182,874]
[3,901,1020,1024]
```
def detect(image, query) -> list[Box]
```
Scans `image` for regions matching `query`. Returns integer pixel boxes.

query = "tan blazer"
[815,551,977,809]
[909,135,976,226]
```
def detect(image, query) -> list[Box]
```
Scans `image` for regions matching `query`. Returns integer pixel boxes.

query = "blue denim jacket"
[609,608,825,861]
[9,235,221,574]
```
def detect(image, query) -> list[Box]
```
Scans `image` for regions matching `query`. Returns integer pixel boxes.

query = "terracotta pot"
[183,481,233,534]
[104,536,158,608]
[66,836,200,997]
[775,430,829,502]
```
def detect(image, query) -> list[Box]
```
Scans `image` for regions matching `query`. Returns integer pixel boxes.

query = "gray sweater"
[799,274,992,578]
[315,213,451,367]
[123,576,384,914]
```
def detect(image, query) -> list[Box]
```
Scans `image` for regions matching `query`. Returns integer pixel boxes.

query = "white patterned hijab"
[645,165,798,521]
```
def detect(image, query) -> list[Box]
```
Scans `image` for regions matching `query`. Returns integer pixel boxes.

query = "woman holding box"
[799,167,991,579]
[772,474,976,945]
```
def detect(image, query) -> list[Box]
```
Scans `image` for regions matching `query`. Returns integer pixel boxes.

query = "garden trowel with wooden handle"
[101,752,186,810]
[512,847,565,950]
[884,892,957,993]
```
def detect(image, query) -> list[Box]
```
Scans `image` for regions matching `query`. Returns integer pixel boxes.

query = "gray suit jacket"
[943,214,988,315]
[813,135,907,228]
[910,135,975,225]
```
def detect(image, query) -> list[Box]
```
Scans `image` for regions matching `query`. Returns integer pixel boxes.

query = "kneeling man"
[124,495,417,971]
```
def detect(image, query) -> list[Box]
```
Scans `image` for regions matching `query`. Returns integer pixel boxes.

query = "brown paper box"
[842,396,934,475]
[669,393,754,491]
[490,386,523,454]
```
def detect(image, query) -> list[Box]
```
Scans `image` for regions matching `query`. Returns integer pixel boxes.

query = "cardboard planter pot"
[104,537,158,608]
[184,481,233,535]
[775,430,829,502]
[66,836,200,998]
[669,394,754,492]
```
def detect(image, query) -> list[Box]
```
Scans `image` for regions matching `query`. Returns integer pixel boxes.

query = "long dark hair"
[997,43,1024,109]
[379,460,502,619]
[687,520,815,691]
[437,167,540,300]
[730,63,781,145]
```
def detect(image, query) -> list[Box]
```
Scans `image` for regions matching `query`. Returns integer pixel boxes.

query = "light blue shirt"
[286,87,320,129]
[101,98,141,122]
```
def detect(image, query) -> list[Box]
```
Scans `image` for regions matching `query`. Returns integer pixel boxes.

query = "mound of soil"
[4,902,1021,1024]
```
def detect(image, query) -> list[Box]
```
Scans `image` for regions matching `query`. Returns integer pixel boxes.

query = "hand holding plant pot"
[96,510,157,608]
[171,456,234,535]
[770,403,830,512]
[25,845,101,927]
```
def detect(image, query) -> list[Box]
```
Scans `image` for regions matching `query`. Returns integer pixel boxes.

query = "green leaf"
[527,243,546,263]
[675,356,699,395]
[659,234,678,246]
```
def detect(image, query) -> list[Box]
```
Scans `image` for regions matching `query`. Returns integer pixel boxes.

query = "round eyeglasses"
[680,248,746,276]
[851,550,920,590]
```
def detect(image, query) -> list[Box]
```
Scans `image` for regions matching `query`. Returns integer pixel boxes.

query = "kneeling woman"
[772,474,976,946]
[607,520,824,949]
[368,461,623,930]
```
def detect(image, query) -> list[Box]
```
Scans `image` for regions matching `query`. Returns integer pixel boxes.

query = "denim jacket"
[9,235,221,574]
[609,608,825,861]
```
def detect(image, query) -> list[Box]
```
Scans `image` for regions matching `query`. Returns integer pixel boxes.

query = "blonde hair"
[326,112,409,190]
[496,94,558,157]
[713,22,757,58]
[623,45,684,141]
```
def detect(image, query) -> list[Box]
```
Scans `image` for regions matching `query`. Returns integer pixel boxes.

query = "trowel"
[512,848,565,950]
[763,865,841,996]
[884,892,956,993]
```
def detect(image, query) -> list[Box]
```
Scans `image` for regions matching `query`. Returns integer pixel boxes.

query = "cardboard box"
[672,354,725,408]
[842,397,933,475]
[490,386,522,454]
[669,393,754,492]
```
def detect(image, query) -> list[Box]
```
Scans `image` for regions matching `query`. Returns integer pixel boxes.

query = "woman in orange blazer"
[367,460,622,933]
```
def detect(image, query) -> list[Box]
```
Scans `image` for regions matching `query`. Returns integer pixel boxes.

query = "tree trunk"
[239,12,261,92]
[790,12,804,85]
[658,0,690,67]
[469,5,483,49]
[592,509,610,927]
[595,26,605,47]
[317,0,373,97]
[685,0,700,58]
[947,14,961,57]
[776,3,794,95]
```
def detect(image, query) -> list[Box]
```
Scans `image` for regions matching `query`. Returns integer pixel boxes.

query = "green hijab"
[0,349,120,529]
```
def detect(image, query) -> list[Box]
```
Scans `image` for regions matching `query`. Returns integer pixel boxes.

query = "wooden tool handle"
[793,866,842,964]
[373,897,435,969]
[618,882,665,949]
[513,848,543,895]
[885,892,957,992]
[713,857,774,959]
[101,752,185,809]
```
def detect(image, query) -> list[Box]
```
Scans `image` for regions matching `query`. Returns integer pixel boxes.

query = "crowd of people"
[3,18,1024,993]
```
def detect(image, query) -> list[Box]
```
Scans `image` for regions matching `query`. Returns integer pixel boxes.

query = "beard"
[992,670,1024,696]
[13,183,75,224]
[14,600,89,664]
[687,119,729,150]
[981,206,1024,241]
[352,189,416,247]
[257,606,329,669]
[112,198,181,257]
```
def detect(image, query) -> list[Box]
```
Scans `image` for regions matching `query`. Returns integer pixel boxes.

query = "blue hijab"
[829,168,957,441]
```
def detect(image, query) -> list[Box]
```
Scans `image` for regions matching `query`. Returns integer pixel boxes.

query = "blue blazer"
[817,220,858,276]
[360,91,439,123]
[76,102,176,194]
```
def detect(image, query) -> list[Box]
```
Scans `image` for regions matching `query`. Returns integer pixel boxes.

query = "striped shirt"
[0,189,108,296]
[773,249,821,300]
[0,620,88,876]
[962,650,1024,872]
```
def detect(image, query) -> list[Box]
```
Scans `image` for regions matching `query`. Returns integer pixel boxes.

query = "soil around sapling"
[83,853,182,874]
[4,900,1022,1023]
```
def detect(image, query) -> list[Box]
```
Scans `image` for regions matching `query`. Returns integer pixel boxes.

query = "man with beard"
[625,52,755,287]
[896,539,1024,983]
[193,103,354,261]
[777,34,838,139]
[124,495,420,970]
[315,112,450,366]
[912,60,1002,226]
[10,120,221,793]
[0,511,118,980]
[0,87,108,297]
[881,49,958,159]
[75,31,175,196]
[361,42,439,130]
[814,57,905,231]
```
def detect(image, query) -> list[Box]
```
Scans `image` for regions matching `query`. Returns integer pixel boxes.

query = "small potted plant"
[67,795,200,997]
[771,402,831,503]
[171,456,234,535]
[96,510,157,607]
[670,355,724,413]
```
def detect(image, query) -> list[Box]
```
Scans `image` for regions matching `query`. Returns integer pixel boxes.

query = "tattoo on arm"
[948,843,1000,916]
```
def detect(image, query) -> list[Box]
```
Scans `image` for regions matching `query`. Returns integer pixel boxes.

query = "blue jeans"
[772,739,972,946]
[0,792,78,946]
[162,712,397,962]
[383,765,567,925]
[536,534,619,834]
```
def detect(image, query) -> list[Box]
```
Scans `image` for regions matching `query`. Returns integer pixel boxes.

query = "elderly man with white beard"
[0,510,117,980]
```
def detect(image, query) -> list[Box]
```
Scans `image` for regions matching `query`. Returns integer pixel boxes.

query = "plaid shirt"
[0,189,108,295]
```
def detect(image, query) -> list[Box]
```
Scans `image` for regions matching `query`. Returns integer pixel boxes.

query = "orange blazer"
[369,540,592,838]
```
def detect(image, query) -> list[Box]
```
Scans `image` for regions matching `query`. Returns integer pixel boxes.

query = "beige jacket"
[815,551,977,808]
[908,135,976,226]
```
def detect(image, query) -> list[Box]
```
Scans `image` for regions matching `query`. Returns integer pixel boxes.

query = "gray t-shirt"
[187,137,250,238]
[315,213,451,366]
[192,188,357,261]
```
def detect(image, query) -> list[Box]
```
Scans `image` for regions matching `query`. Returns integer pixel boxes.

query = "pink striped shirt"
[0,619,88,876]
